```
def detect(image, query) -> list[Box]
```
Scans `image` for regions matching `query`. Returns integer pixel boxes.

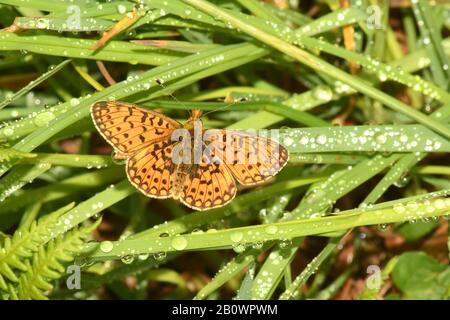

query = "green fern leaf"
[0,203,75,290]
[13,219,101,300]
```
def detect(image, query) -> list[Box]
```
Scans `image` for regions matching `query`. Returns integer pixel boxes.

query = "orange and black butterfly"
[91,101,289,211]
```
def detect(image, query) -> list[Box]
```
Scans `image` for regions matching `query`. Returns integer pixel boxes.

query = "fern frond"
[0,203,75,290]
[9,219,101,300]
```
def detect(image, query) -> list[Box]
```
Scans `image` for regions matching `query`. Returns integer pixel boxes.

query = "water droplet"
[230,231,243,243]
[70,98,80,106]
[283,136,293,146]
[279,238,292,249]
[313,86,333,101]
[434,198,445,210]
[121,255,134,264]
[111,151,126,165]
[399,134,408,143]
[2,128,14,137]
[376,70,387,81]
[171,236,188,251]
[406,201,419,211]
[232,243,246,253]
[153,252,167,261]
[34,111,55,127]
[393,203,406,214]
[252,241,264,249]
[264,225,278,235]
[316,134,327,145]
[117,4,127,14]
[100,241,113,253]
[393,173,410,188]
[375,133,387,144]
[299,136,309,145]
[138,253,149,260]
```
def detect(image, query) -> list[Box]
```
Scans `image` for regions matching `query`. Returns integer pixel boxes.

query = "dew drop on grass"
[283,136,293,146]
[393,203,406,214]
[117,4,127,14]
[378,72,387,82]
[279,238,292,249]
[259,208,267,221]
[153,252,167,261]
[399,134,408,143]
[70,98,80,106]
[393,174,410,188]
[312,86,333,101]
[138,253,150,261]
[252,241,264,249]
[232,243,246,253]
[316,134,327,145]
[191,228,203,234]
[375,133,387,144]
[121,255,134,264]
[36,18,49,29]
[425,203,435,213]
[100,241,113,253]
[406,201,419,211]
[111,151,126,165]
[264,225,278,235]
[2,128,14,137]
[434,198,445,210]
[230,231,243,243]
[171,236,188,251]
[34,111,55,127]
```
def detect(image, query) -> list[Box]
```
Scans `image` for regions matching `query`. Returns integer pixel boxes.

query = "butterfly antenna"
[155,79,191,118]
[202,96,248,117]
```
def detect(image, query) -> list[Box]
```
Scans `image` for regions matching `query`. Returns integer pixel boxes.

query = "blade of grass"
[0,59,71,110]
[0,167,123,214]
[412,0,450,89]
[184,0,450,139]
[84,195,450,260]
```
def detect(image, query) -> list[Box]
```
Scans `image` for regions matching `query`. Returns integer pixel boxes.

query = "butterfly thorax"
[172,114,204,199]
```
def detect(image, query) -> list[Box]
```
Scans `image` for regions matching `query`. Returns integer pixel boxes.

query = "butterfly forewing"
[91,101,181,154]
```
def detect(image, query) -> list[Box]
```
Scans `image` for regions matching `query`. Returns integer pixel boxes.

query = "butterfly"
[91,101,289,211]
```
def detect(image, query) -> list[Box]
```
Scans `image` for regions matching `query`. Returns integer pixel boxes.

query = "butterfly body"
[91,101,288,211]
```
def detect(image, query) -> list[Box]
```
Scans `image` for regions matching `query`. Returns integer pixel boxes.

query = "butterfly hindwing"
[204,130,289,186]
[178,157,237,211]
[91,101,181,154]
[126,139,176,198]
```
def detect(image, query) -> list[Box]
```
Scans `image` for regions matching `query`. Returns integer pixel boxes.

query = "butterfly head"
[184,109,203,130]
[190,109,202,120]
